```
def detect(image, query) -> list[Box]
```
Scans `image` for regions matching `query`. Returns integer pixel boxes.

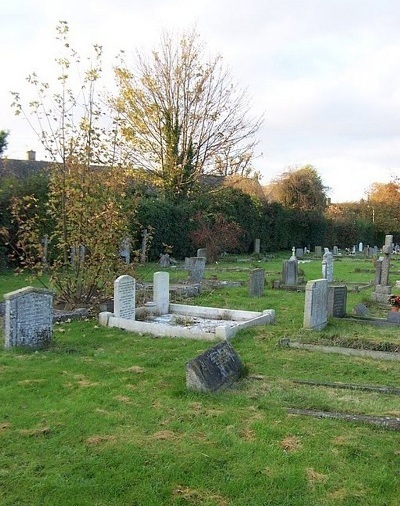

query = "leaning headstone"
[249,268,265,297]
[153,271,169,315]
[322,251,334,282]
[185,341,245,392]
[327,285,347,317]
[354,303,369,317]
[282,258,298,286]
[314,246,322,258]
[303,279,328,330]
[114,275,135,319]
[187,257,206,282]
[4,287,54,349]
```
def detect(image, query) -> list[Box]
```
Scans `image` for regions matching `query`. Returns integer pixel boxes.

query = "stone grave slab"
[186,341,244,392]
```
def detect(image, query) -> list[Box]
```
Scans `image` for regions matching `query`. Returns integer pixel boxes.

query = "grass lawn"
[0,254,399,505]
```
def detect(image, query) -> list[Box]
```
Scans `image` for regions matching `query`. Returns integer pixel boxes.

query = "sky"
[2,0,400,202]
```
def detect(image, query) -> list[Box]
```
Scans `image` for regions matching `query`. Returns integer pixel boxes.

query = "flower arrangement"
[388,295,400,307]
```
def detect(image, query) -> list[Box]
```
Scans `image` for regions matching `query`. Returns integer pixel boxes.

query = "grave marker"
[153,271,169,315]
[328,285,347,317]
[186,341,244,392]
[4,287,54,349]
[303,279,328,330]
[114,275,135,319]
[249,268,265,297]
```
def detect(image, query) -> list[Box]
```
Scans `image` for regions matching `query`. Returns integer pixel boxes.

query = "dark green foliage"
[0,130,9,155]
[0,171,49,269]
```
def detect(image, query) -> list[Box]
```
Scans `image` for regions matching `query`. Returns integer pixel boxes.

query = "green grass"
[0,255,399,505]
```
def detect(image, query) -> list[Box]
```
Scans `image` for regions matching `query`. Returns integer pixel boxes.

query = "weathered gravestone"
[327,285,347,318]
[159,253,170,268]
[197,248,208,262]
[253,239,260,255]
[249,268,265,297]
[333,245,339,256]
[185,341,244,392]
[303,279,328,330]
[114,275,135,319]
[119,237,131,264]
[295,247,304,258]
[322,251,334,282]
[187,257,206,282]
[314,246,322,258]
[4,287,54,349]
[371,235,393,303]
[282,258,298,286]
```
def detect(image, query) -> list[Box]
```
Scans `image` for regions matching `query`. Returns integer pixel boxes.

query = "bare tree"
[113,29,263,200]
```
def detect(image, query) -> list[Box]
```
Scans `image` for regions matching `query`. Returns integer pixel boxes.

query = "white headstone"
[114,275,135,319]
[153,271,170,315]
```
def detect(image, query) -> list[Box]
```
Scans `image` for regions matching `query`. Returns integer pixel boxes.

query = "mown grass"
[0,254,399,505]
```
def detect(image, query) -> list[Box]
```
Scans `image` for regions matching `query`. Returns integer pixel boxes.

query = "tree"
[265,165,329,212]
[364,181,400,235]
[9,22,134,306]
[0,130,9,155]
[113,29,263,201]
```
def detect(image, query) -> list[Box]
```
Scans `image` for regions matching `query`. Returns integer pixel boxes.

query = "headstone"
[314,246,322,258]
[295,247,304,258]
[363,246,370,258]
[373,246,378,256]
[185,341,244,392]
[303,279,328,330]
[140,229,149,264]
[254,239,260,255]
[159,253,170,268]
[371,235,393,303]
[374,258,383,287]
[354,303,369,317]
[114,275,135,319]
[119,237,130,264]
[290,246,296,259]
[327,285,347,317]
[197,248,207,262]
[322,251,334,282]
[4,287,54,349]
[333,245,339,256]
[187,257,206,282]
[249,268,265,297]
[359,242,363,252]
[281,258,298,286]
[153,271,169,315]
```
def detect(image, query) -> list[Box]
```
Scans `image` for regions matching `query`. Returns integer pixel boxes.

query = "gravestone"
[119,237,130,264]
[295,247,304,258]
[4,287,54,349]
[249,268,265,297]
[374,257,383,287]
[327,285,347,317]
[159,253,170,268]
[354,303,369,317]
[314,246,322,258]
[359,242,363,252]
[153,271,169,315]
[322,251,334,282]
[282,258,298,286]
[371,235,393,303]
[364,246,370,258]
[187,257,206,282]
[333,245,339,256]
[114,275,135,319]
[197,248,208,262]
[303,279,328,330]
[185,341,244,392]
[254,239,260,254]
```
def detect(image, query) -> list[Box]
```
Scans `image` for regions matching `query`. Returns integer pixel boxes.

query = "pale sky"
[1,0,399,202]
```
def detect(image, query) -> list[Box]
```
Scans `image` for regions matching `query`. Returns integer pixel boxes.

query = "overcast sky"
[2,0,399,202]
